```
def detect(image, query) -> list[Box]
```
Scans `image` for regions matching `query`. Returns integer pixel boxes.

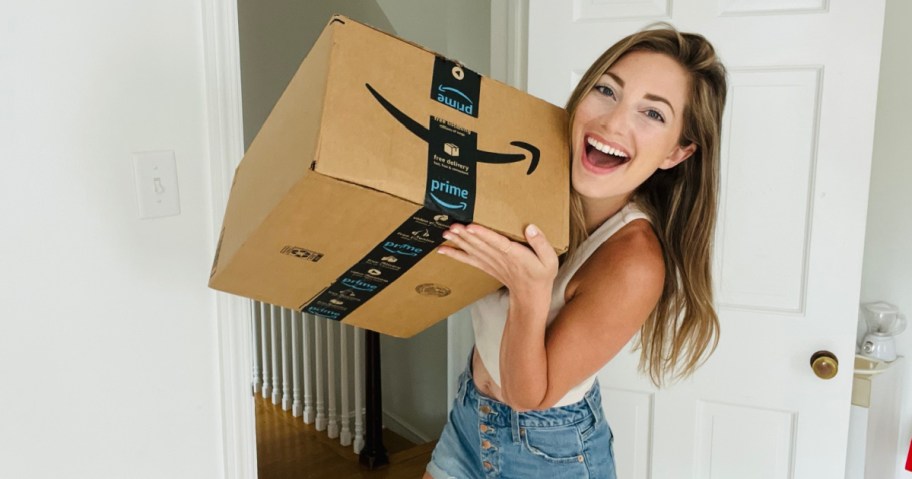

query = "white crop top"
[471,202,652,407]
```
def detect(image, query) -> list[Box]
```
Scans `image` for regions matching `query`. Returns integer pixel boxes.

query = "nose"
[596,103,629,135]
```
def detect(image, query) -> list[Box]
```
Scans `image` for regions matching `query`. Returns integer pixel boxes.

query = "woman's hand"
[437,223,559,297]
[439,222,558,409]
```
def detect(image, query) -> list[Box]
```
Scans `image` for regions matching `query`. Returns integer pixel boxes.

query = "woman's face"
[571,50,695,215]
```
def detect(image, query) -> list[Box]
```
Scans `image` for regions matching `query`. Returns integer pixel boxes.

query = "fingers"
[438,225,502,280]
[524,224,558,269]
[440,223,545,266]
[436,244,485,270]
[437,223,557,285]
[442,224,501,267]
[463,224,515,254]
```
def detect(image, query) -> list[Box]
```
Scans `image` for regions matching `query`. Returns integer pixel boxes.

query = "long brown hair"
[565,25,727,386]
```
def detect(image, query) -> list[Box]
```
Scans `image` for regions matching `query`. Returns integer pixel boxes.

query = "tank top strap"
[580,202,652,253]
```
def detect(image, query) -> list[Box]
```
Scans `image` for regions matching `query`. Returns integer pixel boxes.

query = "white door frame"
[201,0,257,477]
[490,0,529,91]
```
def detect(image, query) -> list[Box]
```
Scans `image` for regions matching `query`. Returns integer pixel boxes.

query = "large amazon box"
[209,15,569,337]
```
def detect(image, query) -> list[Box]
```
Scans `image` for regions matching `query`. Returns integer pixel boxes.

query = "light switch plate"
[133,150,180,219]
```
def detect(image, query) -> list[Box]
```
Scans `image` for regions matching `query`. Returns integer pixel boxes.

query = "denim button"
[483,461,493,469]
[480,405,492,414]
[482,439,492,449]
[480,424,489,433]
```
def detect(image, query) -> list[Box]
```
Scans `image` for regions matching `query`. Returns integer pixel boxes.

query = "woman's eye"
[594,85,615,98]
[645,109,665,123]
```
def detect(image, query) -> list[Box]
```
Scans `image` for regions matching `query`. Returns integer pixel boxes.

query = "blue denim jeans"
[427,355,617,478]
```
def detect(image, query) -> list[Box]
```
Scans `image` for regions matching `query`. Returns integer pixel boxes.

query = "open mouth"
[583,136,630,170]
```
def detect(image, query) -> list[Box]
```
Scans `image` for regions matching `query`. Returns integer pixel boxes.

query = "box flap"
[213,20,337,274]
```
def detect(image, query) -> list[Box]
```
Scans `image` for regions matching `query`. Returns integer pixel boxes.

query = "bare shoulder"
[537,219,667,407]
[565,218,665,305]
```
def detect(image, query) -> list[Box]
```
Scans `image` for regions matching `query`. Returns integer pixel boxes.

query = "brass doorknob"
[810,351,838,380]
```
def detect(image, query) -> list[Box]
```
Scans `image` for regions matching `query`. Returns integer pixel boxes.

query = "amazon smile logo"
[382,241,422,256]
[340,277,378,292]
[436,85,473,115]
[364,83,541,175]
[305,306,340,319]
[429,180,468,211]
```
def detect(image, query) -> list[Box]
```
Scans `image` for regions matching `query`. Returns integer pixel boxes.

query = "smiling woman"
[424,24,727,479]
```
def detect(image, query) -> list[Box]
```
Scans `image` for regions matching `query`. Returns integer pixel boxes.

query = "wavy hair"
[564,25,727,386]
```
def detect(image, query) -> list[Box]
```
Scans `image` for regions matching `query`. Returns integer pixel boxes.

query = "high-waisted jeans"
[426,353,617,478]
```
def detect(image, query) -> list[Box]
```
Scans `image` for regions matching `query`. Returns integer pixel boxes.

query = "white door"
[525,1,885,478]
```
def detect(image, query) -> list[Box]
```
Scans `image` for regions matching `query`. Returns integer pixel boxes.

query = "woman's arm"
[439,220,664,410]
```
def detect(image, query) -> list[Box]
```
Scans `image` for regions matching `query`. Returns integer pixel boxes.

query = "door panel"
[526,1,885,477]
[694,401,797,479]
[719,67,821,313]
[572,0,671,20]
[719,0,826,16]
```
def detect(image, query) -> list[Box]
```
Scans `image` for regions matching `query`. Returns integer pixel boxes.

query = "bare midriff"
[472,348,506,402]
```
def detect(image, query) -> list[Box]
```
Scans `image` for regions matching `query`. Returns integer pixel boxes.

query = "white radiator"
[249,300,365,453]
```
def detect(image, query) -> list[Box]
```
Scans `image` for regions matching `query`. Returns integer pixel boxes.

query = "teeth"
[587,137,628,158]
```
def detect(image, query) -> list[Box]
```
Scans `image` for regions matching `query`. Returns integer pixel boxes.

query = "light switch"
[133,150,180,219]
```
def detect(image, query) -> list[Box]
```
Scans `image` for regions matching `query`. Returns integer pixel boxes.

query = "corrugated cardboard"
[209,15,568,338]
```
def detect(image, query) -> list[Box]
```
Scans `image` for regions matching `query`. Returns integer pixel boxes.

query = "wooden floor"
[255,394,435,479]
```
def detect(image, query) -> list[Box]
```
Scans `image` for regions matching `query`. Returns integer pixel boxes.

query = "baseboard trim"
[383,410,433,445]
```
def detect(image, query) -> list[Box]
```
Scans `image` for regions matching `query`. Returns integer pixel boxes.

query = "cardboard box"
[209,15,568,337]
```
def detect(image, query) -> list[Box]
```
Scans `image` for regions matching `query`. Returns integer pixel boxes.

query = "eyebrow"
[604,72,677,117]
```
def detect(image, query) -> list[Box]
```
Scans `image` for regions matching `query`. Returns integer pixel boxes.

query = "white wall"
[237,0,396,147]
[0,2,224,478]
[376,0,492,75]
[860,0,912,476]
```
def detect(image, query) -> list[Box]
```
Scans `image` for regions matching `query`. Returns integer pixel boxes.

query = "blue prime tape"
[300,207,455,321]
[431,56,480,118]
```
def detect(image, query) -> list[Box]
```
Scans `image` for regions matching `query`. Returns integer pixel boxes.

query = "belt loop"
[457,371,469,405]
[585,381,603,424]
[511,410,521,444]
[459,347,474,406]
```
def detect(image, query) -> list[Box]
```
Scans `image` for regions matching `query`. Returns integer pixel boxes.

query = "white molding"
[201,0,256,477]
[490,0,529,90]
[719,0,828,17]
[572,0,670,22]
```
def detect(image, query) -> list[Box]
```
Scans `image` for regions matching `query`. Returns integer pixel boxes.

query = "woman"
[425,24,727,479]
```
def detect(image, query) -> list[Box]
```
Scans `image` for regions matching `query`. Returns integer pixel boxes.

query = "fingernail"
[526,224,539,237]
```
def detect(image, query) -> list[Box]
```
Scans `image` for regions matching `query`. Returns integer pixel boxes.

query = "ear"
[659,143,696,170]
